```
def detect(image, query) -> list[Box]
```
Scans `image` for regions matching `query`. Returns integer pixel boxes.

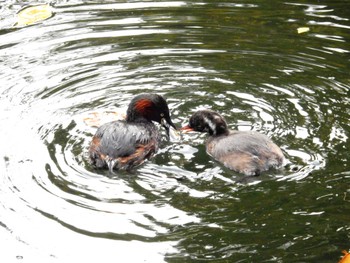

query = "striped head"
[182,110,229,136]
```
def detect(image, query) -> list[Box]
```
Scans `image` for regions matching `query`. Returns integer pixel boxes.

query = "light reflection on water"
[0,0,349,262]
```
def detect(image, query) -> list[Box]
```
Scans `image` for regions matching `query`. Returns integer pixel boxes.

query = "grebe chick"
[181,110,285,176]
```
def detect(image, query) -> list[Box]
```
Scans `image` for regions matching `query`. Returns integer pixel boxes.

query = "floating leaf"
[16,4,53,26]
[297,27,310,34]
[83,110,126,128]
[339,250,350,263]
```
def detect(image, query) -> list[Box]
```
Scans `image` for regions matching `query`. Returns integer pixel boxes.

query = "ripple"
[0,0,349,261]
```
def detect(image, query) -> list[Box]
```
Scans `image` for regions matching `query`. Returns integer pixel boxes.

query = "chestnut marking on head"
[134,99,154,116]
[126,94,171,124]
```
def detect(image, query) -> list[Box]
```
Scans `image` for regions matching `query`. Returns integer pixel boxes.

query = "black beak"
[161,117,177,137]
[161,117,181,142]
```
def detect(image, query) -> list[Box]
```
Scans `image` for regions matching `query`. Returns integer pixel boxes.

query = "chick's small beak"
[180,125,194,133]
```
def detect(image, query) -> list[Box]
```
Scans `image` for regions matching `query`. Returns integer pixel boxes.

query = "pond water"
[0,0,349,262]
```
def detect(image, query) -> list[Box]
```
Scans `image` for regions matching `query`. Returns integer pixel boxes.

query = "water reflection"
[0,0,349,262]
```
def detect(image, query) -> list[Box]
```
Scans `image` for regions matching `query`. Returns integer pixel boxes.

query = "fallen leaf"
[83,110,126,128]
[297,27,310,34]
[16,4,53,26]
[339,250,350,263]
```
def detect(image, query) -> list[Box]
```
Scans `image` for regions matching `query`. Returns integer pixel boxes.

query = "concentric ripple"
[0,1,349,262]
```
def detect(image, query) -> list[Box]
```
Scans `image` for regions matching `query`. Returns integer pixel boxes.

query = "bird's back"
[89,120,160,170]
[206,130,284,175]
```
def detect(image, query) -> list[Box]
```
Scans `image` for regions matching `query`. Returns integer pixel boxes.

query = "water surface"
[0,0,349,262]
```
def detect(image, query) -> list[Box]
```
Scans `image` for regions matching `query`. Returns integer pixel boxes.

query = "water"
[0,1,349,262]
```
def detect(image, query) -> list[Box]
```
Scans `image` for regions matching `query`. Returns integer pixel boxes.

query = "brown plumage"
[182,110,285,176]
[89,93,176,171]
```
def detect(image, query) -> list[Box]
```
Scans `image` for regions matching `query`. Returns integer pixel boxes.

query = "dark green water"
[0,1,349,262]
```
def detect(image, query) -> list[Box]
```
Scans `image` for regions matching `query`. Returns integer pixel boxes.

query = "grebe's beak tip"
[161,118,181,142]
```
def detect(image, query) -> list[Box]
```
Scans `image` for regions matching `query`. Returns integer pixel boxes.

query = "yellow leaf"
[16,4,53,26]
[297,27,310,34]
[339,250,350,263]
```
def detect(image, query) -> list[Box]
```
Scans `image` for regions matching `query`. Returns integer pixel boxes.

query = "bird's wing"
[94,121,155,158]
